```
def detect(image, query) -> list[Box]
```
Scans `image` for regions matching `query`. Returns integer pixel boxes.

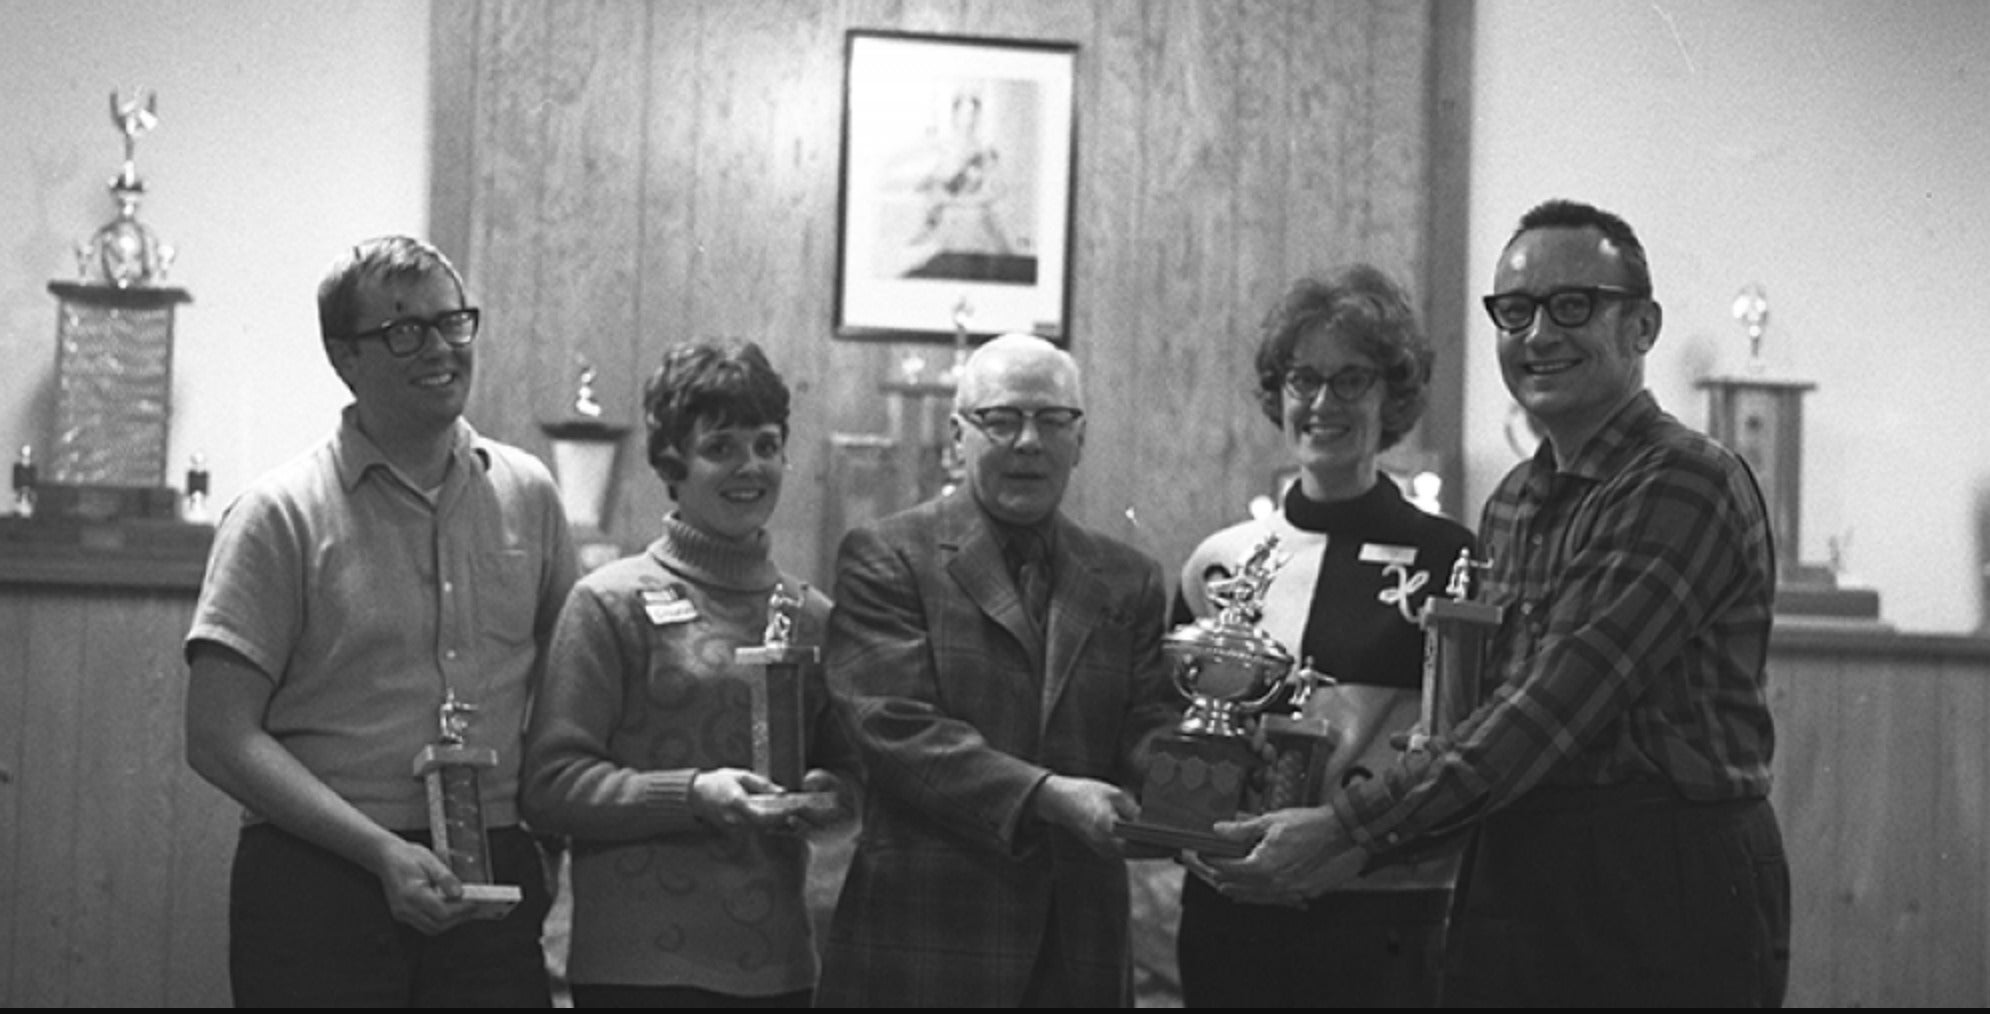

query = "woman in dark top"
[1174,267,1473,1007]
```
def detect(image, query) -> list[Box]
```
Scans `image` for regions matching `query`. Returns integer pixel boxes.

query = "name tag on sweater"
[1359,543,1417,566]
[641,586,699,625]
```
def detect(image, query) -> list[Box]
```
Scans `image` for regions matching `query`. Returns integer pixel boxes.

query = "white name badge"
[642,586,700,625]
[1359,543,1418,566]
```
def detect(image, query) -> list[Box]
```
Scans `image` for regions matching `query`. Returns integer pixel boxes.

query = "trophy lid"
[1163,614,1295,668]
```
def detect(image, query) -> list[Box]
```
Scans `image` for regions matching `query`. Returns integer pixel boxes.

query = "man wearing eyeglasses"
[817,333,1177,1007]
[1203,200,1788,1006]
[184,236,575,1005]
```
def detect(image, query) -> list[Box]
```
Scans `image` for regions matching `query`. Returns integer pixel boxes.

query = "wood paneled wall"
[430,0,1471,588]
[1770,627,1990,1008]
[0,584,232,1007]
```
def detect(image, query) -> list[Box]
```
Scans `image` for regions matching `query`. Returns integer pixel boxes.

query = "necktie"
[1015,534,1052,633]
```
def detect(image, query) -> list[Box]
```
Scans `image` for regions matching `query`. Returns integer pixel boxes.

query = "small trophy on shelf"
[1408,549,1500,753]
[12,446,36,518]
[412,690,523,914]
[1731,282,1771,374]
[1115,533,1335,856]
[731,586,835,816]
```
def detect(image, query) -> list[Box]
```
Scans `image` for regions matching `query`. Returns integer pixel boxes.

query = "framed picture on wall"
[834,30,1078,345]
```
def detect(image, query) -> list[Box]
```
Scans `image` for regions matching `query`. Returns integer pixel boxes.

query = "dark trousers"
[228,823,553,1007]
[1178,876,1450,1007]
[1441,784,1790,1008]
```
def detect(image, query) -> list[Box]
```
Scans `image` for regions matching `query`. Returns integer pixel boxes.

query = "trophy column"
[36,90,192,518]
[1411,550,1501,753]
[412,691,522,911]
[731,587,835,813]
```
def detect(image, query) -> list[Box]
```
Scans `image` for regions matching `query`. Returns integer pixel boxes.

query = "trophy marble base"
[459,882,523,917]
[1114,734,1254,858]
[413,741,521,917]
[743,792,838,818]
[1112,818,1252,858]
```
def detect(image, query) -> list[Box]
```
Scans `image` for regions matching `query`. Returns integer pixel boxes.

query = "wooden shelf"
[0,516,212,592]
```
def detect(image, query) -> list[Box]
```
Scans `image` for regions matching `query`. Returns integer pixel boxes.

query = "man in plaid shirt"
[1203,199,1790,1006]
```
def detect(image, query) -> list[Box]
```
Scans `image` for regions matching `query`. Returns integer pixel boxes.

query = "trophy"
[78,90,175,288]
[48,88,191,491]
[1115,534,1333,856]
[1731,282,1771,374]
[12,446,36,517]
[731,587,835,816]
[411,690,523,913]
[1408,549,1501,753]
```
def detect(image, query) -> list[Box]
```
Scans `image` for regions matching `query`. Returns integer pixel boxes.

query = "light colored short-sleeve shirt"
[187,407,577,830]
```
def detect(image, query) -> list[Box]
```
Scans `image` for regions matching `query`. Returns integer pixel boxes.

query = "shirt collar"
[330,404,487,493]
[1525,389,1662,494]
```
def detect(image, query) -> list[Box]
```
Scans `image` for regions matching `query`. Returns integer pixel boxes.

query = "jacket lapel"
[1040,514,1107,736]
[940,493,1045,676]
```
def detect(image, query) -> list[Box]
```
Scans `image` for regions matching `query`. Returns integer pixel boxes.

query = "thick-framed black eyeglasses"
[959,406,1085,445]
[1481,286,1644,333]
[345,307,481,357]
[1282,365,1380,405]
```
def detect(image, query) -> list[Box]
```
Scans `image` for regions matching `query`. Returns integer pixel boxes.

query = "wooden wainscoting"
[1771,622,1990,1007]
[0,529,233,1007]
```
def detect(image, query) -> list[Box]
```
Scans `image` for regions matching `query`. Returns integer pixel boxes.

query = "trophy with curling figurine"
[1114,533,1337,857]
[1409,548,1500,753]
[412,690,523,914]
[731,586,837,816]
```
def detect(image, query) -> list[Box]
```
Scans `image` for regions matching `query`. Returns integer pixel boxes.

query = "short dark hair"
[316,236,466,343]
[1509,198,1654,296]
[1252,266,1433,450]
[643,340,791,482]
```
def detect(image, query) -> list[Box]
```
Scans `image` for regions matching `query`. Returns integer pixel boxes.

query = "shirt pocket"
[473,548,541,649]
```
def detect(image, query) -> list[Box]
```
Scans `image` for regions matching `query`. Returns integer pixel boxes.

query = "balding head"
[951,333,1085,525]
[955,333,1083,414]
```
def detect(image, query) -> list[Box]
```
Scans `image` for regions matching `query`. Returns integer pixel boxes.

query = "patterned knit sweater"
[521,514,856,995]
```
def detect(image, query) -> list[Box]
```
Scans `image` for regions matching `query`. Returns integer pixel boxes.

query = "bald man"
[815,335,1178,1007]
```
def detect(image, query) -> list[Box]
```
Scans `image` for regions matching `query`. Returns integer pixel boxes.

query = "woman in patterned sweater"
[523,340,858,1007]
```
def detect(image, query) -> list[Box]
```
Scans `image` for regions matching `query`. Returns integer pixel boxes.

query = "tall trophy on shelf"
[46,88,192,505]
[1114,533,1336,857]
[731,586,836,816]
[1696,282,1878,620]
[412,690,523,914]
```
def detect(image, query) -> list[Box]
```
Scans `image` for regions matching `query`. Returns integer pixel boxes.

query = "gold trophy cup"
[1115,534,1334,856]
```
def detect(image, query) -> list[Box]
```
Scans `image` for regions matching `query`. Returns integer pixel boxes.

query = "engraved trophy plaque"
[1115,534,1329,856]
[731,587,835,816]
[1409,549,1501,753]
[411,690,523,912]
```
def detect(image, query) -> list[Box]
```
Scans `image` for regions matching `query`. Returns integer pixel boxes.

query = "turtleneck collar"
[1282,472,1403,534]
[650,512,782,593]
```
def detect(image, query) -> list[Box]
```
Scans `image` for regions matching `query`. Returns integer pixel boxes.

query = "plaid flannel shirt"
[1335,391,1777,857]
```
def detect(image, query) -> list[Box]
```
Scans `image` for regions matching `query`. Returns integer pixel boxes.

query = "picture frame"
[834,30,1078,344]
